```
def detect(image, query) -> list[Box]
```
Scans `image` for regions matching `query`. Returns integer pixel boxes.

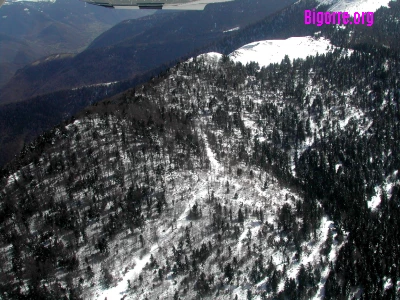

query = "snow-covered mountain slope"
[228,36,334,68]
[0,47,353,300]
[318,0,391,14]
[1,2,400,299]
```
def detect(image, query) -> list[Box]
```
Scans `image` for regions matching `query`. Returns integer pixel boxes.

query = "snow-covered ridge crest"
[317,0,392,15]
[199,36,341,69]
[228,36,335,68]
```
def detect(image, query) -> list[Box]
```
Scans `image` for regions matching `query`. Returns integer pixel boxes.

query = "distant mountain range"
[0,0,152,87]
[0,0,295,104]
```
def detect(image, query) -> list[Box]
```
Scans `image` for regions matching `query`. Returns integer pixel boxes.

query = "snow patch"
[368,170,398,210]
[96,247,155,300]
[318,0,391,15]
[224,26,240,33]
[229,36,335,68]
[72,81,119,91]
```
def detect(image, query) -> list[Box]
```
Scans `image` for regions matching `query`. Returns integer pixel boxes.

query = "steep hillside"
[0,0,309,169]
[0,66,164,169]
[2,28,400,299]
[0,53,336,300]
[1,3,400,298]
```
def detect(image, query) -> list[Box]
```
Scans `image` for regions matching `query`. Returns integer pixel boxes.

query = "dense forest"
[1,1,400,299]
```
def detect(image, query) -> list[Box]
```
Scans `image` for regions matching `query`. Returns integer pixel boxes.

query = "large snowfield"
[229,36,334,68]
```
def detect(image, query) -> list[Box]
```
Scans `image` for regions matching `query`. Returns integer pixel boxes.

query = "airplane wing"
[83,0,234,10]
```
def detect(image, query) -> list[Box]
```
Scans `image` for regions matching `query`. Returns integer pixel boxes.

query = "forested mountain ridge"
[0,0,297,170]
[2,24,400,298]
[1,1,400,299]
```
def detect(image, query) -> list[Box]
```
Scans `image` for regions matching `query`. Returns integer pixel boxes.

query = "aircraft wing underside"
[83,0,234,10]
